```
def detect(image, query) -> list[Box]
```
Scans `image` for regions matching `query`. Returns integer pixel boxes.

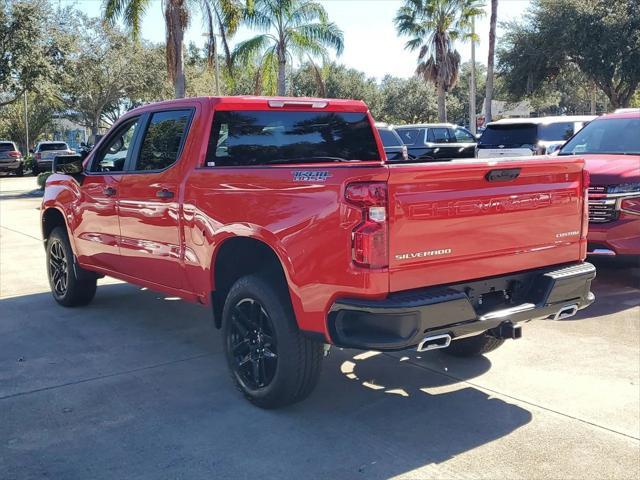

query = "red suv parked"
[558,110,640,258]
[41,97,595,408]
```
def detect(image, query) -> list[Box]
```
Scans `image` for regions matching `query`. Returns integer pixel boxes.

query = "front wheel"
[442,332,505,357]
[222,274,323,409]
[46,226,97,307]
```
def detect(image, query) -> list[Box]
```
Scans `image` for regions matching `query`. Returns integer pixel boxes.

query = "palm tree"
[395,0,485,122]
[484,0,498,123]
[234,0,344,96]
[104,0,245,98]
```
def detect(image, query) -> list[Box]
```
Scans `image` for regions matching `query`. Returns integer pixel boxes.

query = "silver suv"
[32,141,73,174]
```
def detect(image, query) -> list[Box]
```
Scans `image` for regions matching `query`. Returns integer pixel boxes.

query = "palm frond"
[232,34,274,65]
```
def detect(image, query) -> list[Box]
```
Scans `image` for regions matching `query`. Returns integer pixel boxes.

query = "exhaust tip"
[417,334,451,352]
[553,304,579,321]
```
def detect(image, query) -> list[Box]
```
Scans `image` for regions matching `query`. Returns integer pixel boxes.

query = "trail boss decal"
[395,248,452,261]
[293,171,332,182]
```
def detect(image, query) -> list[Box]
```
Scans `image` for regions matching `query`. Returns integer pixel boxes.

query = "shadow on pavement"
[0,283,532,479]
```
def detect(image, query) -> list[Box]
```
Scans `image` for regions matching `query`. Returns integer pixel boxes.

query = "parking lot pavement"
[1,175,639,480]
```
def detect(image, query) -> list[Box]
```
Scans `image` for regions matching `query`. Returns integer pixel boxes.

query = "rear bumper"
[328,262,596,351]
[0,160,22,171]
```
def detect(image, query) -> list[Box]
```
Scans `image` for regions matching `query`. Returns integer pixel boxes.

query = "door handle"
[103,186,116,197]
[156,189,174,199]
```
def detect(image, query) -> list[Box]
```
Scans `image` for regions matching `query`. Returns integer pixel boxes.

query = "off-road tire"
[46,226,97,307]
[222,274,323,409]
[442,332,505,357]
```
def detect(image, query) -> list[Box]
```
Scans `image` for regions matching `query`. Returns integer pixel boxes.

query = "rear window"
[39,143,68,151]
[560,117,640,155]
[478,124,537,146]
[206,110,380,166]
[0,142,15,151]
[378,128,402,147]
[396,128,422,145]
[538,122,575,141]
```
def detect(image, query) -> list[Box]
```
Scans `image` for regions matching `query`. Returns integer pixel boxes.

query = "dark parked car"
[0,141,24,176]
[394,124,477,161]
[376,124,408,162]
[476,116,595,159]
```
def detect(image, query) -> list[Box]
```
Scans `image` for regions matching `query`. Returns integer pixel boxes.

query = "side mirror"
[29,149,34,154]
[53,154,84,174]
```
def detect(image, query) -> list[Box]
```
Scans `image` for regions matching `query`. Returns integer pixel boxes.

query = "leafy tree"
[449,61,486,124]
[498,0,640,109]
[376,76,438,124]
[61,18,169,140]
[234,0,344,95]
[0,0,65,107]
[104,0,245,98]
[395,0,485,122]
[484,0,497,122]
[0,93,59,153]
[291,62,380,112]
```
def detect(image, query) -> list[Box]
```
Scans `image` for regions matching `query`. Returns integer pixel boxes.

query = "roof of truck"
[127,96,370,114]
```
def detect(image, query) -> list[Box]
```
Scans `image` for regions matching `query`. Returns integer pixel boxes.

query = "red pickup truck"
[557,110,640,258]
[42,97,595,408]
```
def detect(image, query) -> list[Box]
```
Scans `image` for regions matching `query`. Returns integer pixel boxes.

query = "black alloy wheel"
[228,297,278,391]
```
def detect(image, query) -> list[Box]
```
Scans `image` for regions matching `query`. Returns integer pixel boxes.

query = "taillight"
[345,182,388,268]
[35,152,41,160]
[8,151,21,158]
[581,169,590,239]
[621,198,640,215]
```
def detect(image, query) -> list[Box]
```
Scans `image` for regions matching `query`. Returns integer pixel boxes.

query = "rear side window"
[378,128,402,147]
[206,110,380,167]
[538,122,575,141]
[0,142,15,151]
[39,143,68,151]
[396,128,421,145]
[478,124,537,146]
[427,127,452,143]
[135,110,192,171]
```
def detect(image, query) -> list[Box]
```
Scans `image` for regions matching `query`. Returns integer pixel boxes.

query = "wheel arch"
[210,235,294,329]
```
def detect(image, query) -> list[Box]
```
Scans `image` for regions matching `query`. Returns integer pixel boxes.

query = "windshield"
[39,143,68,151]
[559,117,640,155]
[378,128,402,147]
[206,110,380,166]
[478,124,537,146]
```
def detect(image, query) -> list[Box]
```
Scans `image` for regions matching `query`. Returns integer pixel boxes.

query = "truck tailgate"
[387,157,586,292]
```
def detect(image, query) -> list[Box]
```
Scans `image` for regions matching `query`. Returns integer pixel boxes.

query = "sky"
[62,0,531,80]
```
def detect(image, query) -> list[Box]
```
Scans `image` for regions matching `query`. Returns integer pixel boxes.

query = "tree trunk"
[91,113,100,143]
[437,84,447,122]
[277,55,286,96]
[484,0,498,123]
[167,2,186,99]
[174,30,186,98]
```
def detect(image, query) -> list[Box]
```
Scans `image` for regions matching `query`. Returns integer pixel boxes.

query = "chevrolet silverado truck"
[41,97,596,408]
[557,109,640,258]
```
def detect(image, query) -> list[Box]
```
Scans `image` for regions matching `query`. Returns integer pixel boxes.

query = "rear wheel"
[442,332,504,357]
[32,163,39,175]
[222,274,323,409]
[15,165,24,177]
[46,227,97,307]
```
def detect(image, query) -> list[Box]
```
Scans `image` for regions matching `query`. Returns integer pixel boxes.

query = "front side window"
[206,110,380,167]
[396,128,422,145]
[453,127,475,142]
[135,110,192,171]
[90,118,140,173]
[559,118,640,155]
